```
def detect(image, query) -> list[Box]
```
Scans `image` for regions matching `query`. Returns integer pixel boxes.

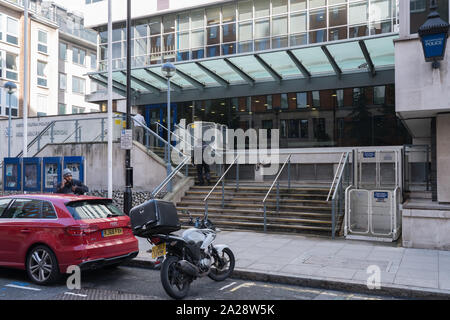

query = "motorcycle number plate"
[152,242,166,259]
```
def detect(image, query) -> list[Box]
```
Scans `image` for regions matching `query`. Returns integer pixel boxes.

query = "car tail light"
[65,225,99,236]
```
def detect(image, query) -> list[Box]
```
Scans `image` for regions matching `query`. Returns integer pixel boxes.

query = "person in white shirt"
[132,113,146,144]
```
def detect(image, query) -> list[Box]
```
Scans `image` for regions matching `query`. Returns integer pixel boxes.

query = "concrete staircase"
[176,184,339,236]
[150,146,219,185]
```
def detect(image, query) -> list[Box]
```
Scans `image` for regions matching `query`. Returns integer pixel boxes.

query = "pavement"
[127,230,450,299]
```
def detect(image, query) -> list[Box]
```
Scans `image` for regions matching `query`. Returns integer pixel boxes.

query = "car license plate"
[152,242,166,259]
[102,228,123,237]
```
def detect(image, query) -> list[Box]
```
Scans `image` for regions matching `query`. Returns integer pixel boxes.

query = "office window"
[72,106,85,114]
[72,76,86,95]
[59,73,67,91]
[281,94,288,109]
[37,61,47,87]
[300,120,309,138]
[0,14,3,41]
[6,17,18,45]
[374,86,386,105]
[73,47,86,65]
[90,53,97,69]
[5,52,18,81]
[280,119,288,138]
[313,118,326,139]
[37,95,48,115]
[58,103,67,115]
[59,42,67,60]
[38,30,48,54]
[288,119,299,138]
[6,91,18,117]
[296,92,308,108]
[312,91,320,107]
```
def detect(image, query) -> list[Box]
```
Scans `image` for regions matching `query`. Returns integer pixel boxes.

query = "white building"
[0,0,100,119]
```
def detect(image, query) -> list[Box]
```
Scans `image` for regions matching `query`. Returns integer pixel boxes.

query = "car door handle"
[20,229,31,233]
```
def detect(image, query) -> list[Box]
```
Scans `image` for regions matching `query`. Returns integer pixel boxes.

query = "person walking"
[55,169,89,195]
[133,113,146,144]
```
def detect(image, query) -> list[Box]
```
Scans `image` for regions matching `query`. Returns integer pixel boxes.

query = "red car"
[0,194,139,285]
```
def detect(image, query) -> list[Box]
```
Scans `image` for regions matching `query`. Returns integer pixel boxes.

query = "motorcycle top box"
[130,200,181,237]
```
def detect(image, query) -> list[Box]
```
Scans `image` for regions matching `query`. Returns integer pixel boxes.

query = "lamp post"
[418,0,450,69]
[161,62,176,192]
[123,0,133,215]
[4,81,17,158]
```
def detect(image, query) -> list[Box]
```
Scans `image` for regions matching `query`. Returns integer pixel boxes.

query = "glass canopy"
[89,33,398,95]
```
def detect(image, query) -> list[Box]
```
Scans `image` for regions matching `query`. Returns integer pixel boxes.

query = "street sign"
[121,129,133,150]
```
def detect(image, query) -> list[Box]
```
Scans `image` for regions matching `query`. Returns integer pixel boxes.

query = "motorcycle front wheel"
[208,247,235,282]
[161,255,191,299]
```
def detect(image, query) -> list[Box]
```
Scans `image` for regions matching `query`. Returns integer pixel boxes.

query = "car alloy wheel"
[26,246,60,285]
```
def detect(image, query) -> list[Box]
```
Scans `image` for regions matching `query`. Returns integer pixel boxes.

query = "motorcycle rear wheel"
[208,247,235,282]
[161,255,191,299]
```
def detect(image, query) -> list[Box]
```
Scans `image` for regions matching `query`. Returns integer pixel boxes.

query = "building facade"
[40,1,100,115]
[0,0,100,119]
[85,0,408,149]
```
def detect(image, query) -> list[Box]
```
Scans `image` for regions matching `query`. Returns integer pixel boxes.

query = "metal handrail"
[62,126,81,144]
[327,152,348,201]
[204,155,240,202]
[16,120,56,158]
[262,154,292,204]
[262,154,292,232]
[151,155,191,199]
[154,121,194,149]
[203,155,240,219]
[327,152,345,201]
[174,123,224,158]
[136,119,186,158]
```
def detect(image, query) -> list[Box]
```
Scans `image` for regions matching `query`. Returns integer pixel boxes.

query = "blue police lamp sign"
[421,33,448,62]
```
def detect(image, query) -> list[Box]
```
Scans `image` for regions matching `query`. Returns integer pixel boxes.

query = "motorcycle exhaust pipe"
[177,260,200,277]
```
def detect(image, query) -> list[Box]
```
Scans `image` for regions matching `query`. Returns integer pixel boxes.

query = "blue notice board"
[3,158,22,191]
[43,157,62,192]
[23,158,42,192]
[63,156,85,183]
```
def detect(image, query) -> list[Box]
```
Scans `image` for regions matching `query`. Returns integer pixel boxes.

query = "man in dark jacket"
[55,168,89,195]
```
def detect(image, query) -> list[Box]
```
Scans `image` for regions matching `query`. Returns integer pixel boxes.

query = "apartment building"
[0,0,99,119]
[40,1,100,115]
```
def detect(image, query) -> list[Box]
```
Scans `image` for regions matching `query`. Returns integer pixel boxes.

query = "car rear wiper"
[107,213,121,218]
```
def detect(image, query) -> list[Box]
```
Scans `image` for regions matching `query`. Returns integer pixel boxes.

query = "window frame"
[37,60,48,87]
[37,29,48,54]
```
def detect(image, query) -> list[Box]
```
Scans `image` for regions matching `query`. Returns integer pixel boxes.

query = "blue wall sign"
[363,152,376,158]
[422,33,447,61]
[374,192,389,202]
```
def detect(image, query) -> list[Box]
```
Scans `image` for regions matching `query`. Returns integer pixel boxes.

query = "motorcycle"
[131,201,235,300]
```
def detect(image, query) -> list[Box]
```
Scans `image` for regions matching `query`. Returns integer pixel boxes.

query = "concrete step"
[176,206,332,217]
[179,200,332,210]
[182,195,328,203]
[188,186,329,194]
[178,207,332,219]
[179,212,331,225]
[184,190,327,199]
[178,218,333,233]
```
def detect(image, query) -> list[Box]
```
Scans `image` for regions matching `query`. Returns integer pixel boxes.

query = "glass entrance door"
[144,104,177,147]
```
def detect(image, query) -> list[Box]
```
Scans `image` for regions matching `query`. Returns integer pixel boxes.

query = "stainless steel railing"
[330,152,351,239]
[203,155,240,219]
[262,154,292,232]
